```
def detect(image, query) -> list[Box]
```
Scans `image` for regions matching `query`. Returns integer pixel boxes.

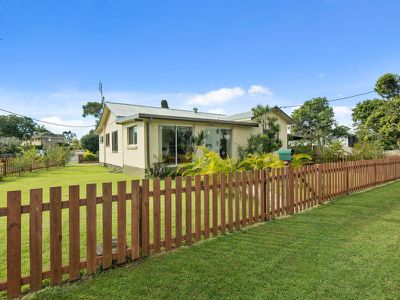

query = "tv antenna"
[99,81,105,104]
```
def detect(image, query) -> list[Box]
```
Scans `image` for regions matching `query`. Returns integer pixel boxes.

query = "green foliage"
[0,137,21,154]
[47,146,70,166]
[238,105,282,159]
[83,150,98,161]
[0,115,37,140]
[82,101,103,125]
[322,141,349,162]
[178,147,311,176]
[291,97,348,157]
[239,153,311,170]
[352,96,400,149]
[63,131,77,144]
[80,130,99,153]
[350,141,384,160]
[374,73,400,99]
[177,146,237,176]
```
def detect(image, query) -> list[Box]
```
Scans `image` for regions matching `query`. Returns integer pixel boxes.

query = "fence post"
[288,165,294,215]
[374,160,377,185]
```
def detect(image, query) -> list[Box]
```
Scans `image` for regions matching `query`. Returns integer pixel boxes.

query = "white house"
[96,101,293,176]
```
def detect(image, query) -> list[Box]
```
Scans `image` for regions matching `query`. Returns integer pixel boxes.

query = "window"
[205,128,232,159]
[99,136,104,144]
[112,131,118,152]
[159,125,193,165]
[128,126,138,145]
[105,133,110,147]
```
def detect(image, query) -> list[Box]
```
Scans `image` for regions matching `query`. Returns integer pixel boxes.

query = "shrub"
[322,141,349,162]
[46,146,71,166]
[83,150,98,161]
[350,141,384,160]
[0,137,21,154]
[177,146,237,176]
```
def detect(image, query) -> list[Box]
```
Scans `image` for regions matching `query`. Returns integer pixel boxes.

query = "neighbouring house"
[30,132,65,148]
[96,101,294,176]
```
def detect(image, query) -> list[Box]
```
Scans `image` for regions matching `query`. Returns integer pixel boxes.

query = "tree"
[0,137,21,154]
[63,131,77,144]
[0,115,37,139]
[374,73,400,99]
[82,101,103,125]
[238,105,282,159]
[291,97,348,158]
[352,73,400,149]
[35,124,50,133]
[251,104,271,134]
[80,130,99,153]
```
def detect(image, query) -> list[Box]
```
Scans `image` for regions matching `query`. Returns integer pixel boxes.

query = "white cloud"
[333,106,352,116]
[207,108,227,115]
[248,85,273,96]
[186,87,245,106]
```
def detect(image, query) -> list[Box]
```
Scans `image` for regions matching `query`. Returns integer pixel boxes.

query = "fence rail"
[1,157,400,298]
[0,158,58,176]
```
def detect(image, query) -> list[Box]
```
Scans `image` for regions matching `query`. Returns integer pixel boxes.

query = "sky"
[1,0,400,137]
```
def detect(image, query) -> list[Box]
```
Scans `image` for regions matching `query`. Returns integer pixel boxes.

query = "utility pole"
[99,81,105,104]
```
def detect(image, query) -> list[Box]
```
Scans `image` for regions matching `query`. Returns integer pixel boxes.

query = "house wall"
[98,112,124,167]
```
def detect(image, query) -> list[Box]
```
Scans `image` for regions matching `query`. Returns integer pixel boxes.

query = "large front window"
[205,128,232,159]
[159,125,193,164]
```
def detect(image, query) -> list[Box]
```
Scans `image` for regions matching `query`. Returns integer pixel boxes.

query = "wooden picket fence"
[1,157,400,298]
[0,158,58,176]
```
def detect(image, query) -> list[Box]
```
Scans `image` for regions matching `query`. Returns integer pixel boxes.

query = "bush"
[83,150,98,161]
[0,137,21,154]
[322,141,350,162]
[81,130,99,153]
[350,141,384,160]
[177,147,237,177]
[44,146,70,168]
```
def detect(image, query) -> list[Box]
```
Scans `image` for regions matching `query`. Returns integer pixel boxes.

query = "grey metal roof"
[105,102,259,127]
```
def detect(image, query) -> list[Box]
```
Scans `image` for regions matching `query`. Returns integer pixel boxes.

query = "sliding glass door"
[205,128,232,159]
[159,125,193,165]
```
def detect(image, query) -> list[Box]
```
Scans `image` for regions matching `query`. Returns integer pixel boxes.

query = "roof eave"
[117,113,259,127]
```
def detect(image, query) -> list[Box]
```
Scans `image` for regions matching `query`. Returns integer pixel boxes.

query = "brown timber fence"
[0,158,58,176]
[1,157,400,298]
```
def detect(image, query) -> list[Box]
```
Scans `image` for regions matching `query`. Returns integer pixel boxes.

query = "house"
[30,132,65,148]
[96,101,294,176]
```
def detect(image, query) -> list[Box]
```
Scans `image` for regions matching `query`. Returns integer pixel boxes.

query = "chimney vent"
[193,107,198,113]
[161,99,169,109]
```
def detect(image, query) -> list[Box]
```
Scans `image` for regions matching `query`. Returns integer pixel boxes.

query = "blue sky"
[1,0,400,136]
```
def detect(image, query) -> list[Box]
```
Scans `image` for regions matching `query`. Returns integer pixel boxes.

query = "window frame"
[158,125,193,165]
[127,126,138,146]
[99,136,104,144]
[105,133,110,147]
[111,131,118,152]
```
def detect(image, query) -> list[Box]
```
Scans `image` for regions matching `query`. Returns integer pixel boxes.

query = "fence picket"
[212,173,218,234]
[69,185,81,280]
[220,173,226,232]
[175,177,183,247]
[195,175,202,241]
[153,178,161,253]
[29,189,42,292]
[131,180,141,260]
[228,173,234,231]
[164,177,172,251]
[7,191,21,299]
[142,179,150,255]
[117,181,127,263]
[86,184,97,275]
[185,176,192,245]
[248,171,253,224]
[241,171,247,225]
[234,172,240,229]
[50,187,62,284]
[102,183,112,269]
[204,174,210,239]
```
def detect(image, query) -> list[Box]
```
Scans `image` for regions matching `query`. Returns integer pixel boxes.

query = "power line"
[0,107,96,128]
[279,90,375,109]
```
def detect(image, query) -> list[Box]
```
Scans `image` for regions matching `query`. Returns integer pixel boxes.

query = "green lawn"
[26,181,400,299]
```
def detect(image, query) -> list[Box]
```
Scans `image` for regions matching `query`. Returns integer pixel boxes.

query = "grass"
[27,180,400,299]
[0,164,141,284]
